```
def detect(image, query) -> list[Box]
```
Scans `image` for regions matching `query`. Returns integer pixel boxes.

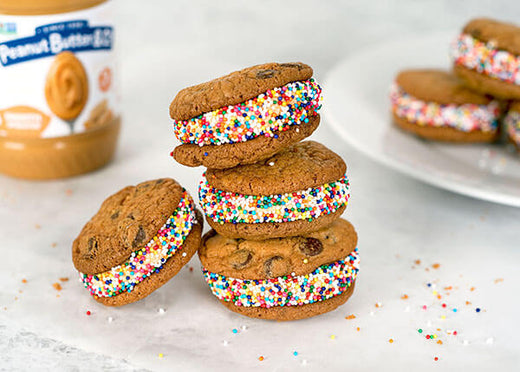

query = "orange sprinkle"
[389,339,394,344]
[444,286,452,291]
[258,356,264,362]
[345,314,356,320]
[432,263,440,269]
[51,243,57,248]
[401,294,409,300]
[466,301,472,305]
[52,283,62,291]
[414,259,421,265]
[470,287,475,291]
[437,340,443,345]
[59,277,69,282]
[356,327,360,332]
[21,279,27,284]
[375,302,382,308]
[437,294,442,300]
[494,278,504,284]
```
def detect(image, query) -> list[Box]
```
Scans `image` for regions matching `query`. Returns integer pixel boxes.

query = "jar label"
[0,2,118,138]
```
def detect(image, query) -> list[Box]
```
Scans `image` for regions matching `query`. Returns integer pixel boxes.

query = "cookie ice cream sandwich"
[72,178,203,306]
[199,141,350,240]
[390,69,501,142]
[452,18,520,100]
[170,62,322,169]
[199,218,359,321]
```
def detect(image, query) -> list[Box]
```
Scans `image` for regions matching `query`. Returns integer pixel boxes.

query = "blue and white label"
[0,1,119,138]
[0,19,112,67]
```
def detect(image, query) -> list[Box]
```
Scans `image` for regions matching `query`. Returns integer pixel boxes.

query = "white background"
[1,1,519,371]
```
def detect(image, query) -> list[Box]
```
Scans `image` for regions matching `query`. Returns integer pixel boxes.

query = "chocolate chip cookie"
[452,18,520,100]
[199,141,349,240]
[391,69,502,142]
[170,62,322,169]
[72,178,203,306]
[199,218,359,321]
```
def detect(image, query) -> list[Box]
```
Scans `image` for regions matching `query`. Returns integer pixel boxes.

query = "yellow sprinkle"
[158,353,164,358]
[330,334,336,340]
[303,258,309,264]
[441,315,446,320]
[432,290,438,295]
[389,338,394,344]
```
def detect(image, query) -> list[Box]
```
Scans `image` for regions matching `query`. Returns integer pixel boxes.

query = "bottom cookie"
[219,282,355,321]
[93,215,203,307]
[393,114,498,143]
[454,65,520,101]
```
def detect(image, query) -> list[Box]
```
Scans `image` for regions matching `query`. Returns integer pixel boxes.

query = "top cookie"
[463,18,520,56]
[205,140,346,195]
[169,62,313,121]
[396,69,491,105]
[72,178,184,275]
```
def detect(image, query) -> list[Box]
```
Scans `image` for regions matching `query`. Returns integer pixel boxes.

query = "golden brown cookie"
[170,62,313,120]
[390,69,501,142]
[452,18,520,100]
[199,218,357,279]
[45,52,89,120]
[199,141,349,240]
[72,178,203,306]
[172,114,320,169]
[170,62,322,169]
[199,219,360,321]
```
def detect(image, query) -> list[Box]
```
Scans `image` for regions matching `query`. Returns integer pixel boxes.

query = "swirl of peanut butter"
[45,52,89,120]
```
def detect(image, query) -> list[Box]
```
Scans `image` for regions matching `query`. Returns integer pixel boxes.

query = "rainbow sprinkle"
[451,33,520,85]
[202,248,359,308]
[80,191,197,298]
[173,79,322,145]
[199,173,350,224]
[505,110,520,145]
[390,83,500,133]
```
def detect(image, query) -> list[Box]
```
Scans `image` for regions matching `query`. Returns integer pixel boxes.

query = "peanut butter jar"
[0,0,120,179]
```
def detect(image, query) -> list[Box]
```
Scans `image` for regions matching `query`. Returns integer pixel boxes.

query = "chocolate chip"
[132,225,146,248]
[156,178,165,184]
[256,69,276,79]
[470,29,481,39]
[127,213,135,220]
[87,237,98,253]
[280,62,303,70]
[264,256,290,278]
[299,237,323,256]
[84,237,99,259]
[110,210,120,220]
[230,249,253,269]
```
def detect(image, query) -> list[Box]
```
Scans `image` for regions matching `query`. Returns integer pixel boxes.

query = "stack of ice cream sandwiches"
[390,18,520,152]
[170,62,360,320]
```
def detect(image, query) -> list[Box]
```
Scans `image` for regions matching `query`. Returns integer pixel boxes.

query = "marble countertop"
[1,1,519,371]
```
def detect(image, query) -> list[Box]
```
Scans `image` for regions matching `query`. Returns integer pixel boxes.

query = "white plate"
[324,31,520,207]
